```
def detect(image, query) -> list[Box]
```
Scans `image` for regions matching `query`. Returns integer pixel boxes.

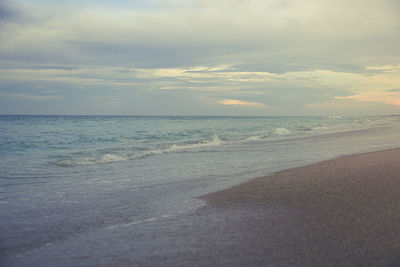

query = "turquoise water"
[0,115,389,167]
[1,115,400,265]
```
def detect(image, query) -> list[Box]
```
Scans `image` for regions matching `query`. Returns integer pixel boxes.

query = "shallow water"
[1,115,400,265]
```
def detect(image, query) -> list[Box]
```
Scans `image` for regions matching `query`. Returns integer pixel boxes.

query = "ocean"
[1,115,400,265]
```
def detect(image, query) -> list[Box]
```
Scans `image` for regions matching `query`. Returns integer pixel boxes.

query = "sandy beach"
[200,148,400,266]
[3,117,400,266]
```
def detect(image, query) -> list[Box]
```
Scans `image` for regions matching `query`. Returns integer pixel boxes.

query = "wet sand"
[200,148,400,266]
[5,148,400,266]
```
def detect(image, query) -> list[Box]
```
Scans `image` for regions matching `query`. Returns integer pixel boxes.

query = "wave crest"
[245,127,292,142]
[166,135,224,152]
[51,135,224,167]
[273,127,292,135]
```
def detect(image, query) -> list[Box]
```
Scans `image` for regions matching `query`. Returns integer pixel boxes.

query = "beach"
[2,116,400,266]
[199,148,400,266]
[2,0,400,265]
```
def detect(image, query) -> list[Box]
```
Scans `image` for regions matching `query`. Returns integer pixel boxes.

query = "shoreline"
[199,147,400,266]
[203,147,400,205]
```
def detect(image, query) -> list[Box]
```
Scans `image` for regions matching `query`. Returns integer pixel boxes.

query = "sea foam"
[165,135,224,152]
[51,135,224,166]
[273,127,292,135]
[245,127,292,142]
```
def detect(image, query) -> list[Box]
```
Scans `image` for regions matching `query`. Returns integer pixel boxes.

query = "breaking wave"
[51,135,224,167]
[165,135,224,152]
[273,127,292,135]
[245,127,292,141]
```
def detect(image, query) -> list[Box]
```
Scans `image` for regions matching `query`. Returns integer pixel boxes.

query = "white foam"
[52,155,129,167]
[329,115,342,119]
[99,154,128,163]
[129,149,163,160]
[245,133,269,142]
[245,128,291,142]
[52,135,224,167]
[165,135,224,152]
[273,127,292,135]
[51,159,81,167]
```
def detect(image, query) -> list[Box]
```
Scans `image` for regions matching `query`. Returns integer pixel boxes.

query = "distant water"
[1,115,400,265]
[0,115,392,167]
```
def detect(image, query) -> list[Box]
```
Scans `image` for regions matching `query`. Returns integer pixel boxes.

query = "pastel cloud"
[365,64,400,71]
[219,99,266,108]
[0,0,400,115]
[336,92,400,107]
[1,0,399,69]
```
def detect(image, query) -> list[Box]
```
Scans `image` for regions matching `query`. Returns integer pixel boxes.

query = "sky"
[0,0,399,116]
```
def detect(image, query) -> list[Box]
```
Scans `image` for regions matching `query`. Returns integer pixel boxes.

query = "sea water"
[1,115,400,265]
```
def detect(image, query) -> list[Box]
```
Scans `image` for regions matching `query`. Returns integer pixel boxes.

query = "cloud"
[365,64,400,72]
[219,99,266,108]
[0,92,61,101]
[387,88,400,92]
[0,0,400,115]
[336,92,400,107]
[0,2,20,22]
[306,101,346,110]
[1,0,399,69]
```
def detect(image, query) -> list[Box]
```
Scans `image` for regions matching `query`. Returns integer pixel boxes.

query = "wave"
[245,127,292,141]
[329,115,342,119]
[245,134,269,142]
[51,135,224,167]
[165,135,224,152]
[273,127,292,135]
[52,154,130,167]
